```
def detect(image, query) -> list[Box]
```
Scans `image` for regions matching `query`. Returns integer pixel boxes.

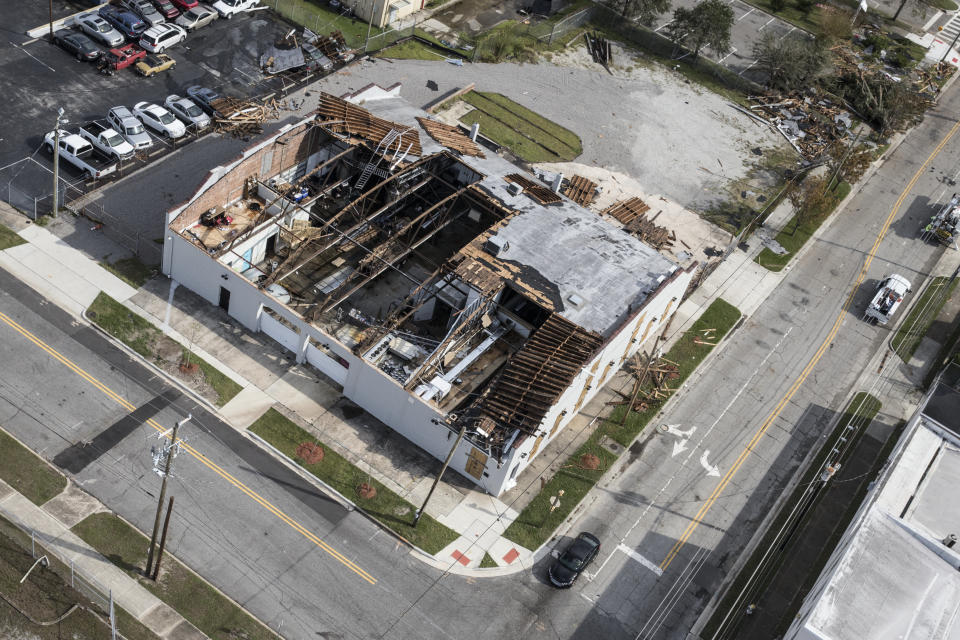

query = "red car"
[171,0,198,9]
[103,43,146,70]
[150,0,181,19]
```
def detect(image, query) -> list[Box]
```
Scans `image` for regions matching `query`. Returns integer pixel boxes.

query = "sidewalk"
[0,477,206,640]
[0,200,795,576]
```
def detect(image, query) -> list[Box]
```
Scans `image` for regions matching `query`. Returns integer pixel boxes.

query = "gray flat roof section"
[347,86,679,337]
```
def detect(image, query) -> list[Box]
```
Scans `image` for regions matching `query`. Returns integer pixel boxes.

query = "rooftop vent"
[567,293,585,309]
[507,182,523,197]
[944,533,957,549]
[483,236,509,257]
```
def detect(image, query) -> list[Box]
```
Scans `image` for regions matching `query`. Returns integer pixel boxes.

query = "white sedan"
[133,102,186,139]
[164,94,211,130]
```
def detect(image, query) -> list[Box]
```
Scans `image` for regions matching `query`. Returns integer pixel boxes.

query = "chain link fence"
[63,184,164,266]
[526,6,593,44]
[2,513,127,640]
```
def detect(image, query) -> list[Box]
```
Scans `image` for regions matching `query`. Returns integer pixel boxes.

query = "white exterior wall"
[494,268,695,494]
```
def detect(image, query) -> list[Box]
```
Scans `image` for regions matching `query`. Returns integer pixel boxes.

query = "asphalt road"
[553,79,960,636]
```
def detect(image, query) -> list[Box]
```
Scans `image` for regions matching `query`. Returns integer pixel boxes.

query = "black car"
[99,5,148,39]
[53,30,101,61]
[186,85,220,115]
[548,532,601,588]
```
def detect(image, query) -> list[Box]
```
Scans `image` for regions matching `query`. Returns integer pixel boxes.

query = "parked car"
[175,5,217,30]
[121,0,166,26]
[186,85,220,115]
[107,106,153,150]
[165,94,211,129]
[78,121,135,160]
[135,52,177,76]
[52,30,101,61]
[171,0,199,9]
[210,0,258,18]
[302,42,333,72]
[548,532,601,588]
[43,130,117,179]
[102,43,146,70]
[133,102,186,138]
[149,0,181,19]
[99,6,147,39]
[139,23,186,52]
[75,13,125,47]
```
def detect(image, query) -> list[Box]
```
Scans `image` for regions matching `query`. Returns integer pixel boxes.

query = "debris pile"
[584,32,612,67]
[561,175,598,206]
[211,97,279,137]
[743,93,851,160]
[311,29,354,64]
[601,197,675,250]
[606,351,681,413]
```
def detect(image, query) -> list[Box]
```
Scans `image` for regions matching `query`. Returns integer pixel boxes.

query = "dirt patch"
[357,483,377,500]
[296,442,324,464]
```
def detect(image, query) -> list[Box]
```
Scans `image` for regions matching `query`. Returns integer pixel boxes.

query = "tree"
[786,175,834,230]
[616,0,672,25]
[752,33,828,92]
[796,0,816,14]
[665,0,735,59]
[825,70,929,132]
[770,0,787,12]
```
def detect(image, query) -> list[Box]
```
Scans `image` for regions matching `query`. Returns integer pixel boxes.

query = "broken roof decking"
[316,93,422,157]
[562,175,597,206]
[477,313,603,441]
[416,117,485,157]
[504,174,563,205]
[337,87,680,337]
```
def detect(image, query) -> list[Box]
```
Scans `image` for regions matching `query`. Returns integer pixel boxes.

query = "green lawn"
[99,256,155,288]
[73,513,276,640]
[461,91,582,161]
[461,110,563,163]
[479,552,497,568]
[503,299,742,551]
[756,181,851,272]
[249,408,459,555]
[0,224,25,250]
[270,0,382,47]
[87,293,241,407]
[377,39,449,60]
[0,427,66,505]
[892,276,959,361]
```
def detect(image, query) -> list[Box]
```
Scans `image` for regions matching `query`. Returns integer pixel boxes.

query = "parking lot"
[0,0,325,209]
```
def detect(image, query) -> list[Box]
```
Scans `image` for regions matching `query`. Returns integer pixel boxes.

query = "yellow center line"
[659,118,960,571]
[0,310,377,585]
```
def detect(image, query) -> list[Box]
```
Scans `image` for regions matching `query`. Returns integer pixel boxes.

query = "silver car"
[107,106,154,150]
[175,5,218,30]
[75,13,125,47]
[121,0,166,26]
[164,94,211,130]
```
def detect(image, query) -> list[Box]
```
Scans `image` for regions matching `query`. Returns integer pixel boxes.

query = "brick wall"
[174,122,321,230]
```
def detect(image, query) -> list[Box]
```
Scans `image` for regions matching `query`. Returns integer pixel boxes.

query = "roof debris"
[561,175,598,206]
[416,117,485,157]
[504,173,562,205]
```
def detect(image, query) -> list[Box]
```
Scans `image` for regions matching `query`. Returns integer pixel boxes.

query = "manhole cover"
[598,435,624,456]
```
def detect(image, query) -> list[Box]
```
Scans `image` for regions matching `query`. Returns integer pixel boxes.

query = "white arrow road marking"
[663,424,697,439]
[672,440,688,457]
[617,543,664,576]
[700,450,721,477]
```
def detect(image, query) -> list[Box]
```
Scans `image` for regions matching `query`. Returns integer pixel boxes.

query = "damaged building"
[161,84,696,496]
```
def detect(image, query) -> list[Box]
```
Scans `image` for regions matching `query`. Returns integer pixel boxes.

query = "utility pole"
[151,496,174,580]
[413,422,466,527]
[52,108,65,219]
[145,414,190,577]
[49,0,54,39]
[941,27,960,65]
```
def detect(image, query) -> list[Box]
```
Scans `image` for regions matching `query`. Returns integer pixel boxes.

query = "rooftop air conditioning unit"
[483,235,509,257]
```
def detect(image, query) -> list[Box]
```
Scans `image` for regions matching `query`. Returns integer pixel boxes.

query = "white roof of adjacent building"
[345,84,679,336]
[789,376,960,640]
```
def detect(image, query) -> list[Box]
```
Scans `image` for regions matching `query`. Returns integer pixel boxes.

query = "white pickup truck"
[79,121,135,161]
[864,274,912,325]
[43,130,117,180]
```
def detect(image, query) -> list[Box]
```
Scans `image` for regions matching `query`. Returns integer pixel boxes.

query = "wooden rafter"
[561,175,597,206]
[416,117,484,157]
[504,174,562,205]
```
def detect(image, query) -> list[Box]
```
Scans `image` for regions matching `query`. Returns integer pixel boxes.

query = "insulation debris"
[416,117,485,157]
[562,175,598,206]
[504,173,562,205]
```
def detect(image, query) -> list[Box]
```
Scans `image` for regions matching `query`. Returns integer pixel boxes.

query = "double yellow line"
[660,118,960,571]
[0,310,377,585]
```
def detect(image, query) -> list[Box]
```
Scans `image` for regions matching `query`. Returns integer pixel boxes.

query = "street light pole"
[145,414,190,576]
[941,28,960,65]
[52,108,65,219]
[49,0,54,39]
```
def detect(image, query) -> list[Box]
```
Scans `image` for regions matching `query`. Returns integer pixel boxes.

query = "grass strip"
[462,91,581,159]
[87,293,241,406]
[460,110,562,163]
[0,515,160,640]
[73,513,275,640]
[270,0,382,47]
[891,276,959,362]
[472,91,582,154]
[377,39,448,60]
[0,224,25,250]
[755,182,851,272]
[479,552,497,568]
[0,427,67,506]
[249,408,459,555]
[700,392,884,639]
[98,257,155,288]
[503,299,742,551]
